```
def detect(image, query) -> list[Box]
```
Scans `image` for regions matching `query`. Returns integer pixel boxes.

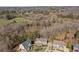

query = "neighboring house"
[73,44,79,52]
[53,40,69,52]
[18,39,32,52]
[35,38,48,47]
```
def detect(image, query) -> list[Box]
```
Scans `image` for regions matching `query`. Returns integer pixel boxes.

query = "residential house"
[35,38,48,47]
[73,44,79,52]
[53,40,69,52]
[18,39,32,52]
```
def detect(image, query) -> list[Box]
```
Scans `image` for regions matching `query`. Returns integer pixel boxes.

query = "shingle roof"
[22,40,32,49]
[73,44,79,49]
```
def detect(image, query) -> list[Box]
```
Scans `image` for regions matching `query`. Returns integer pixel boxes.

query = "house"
[35,38,48,47]
[73,44,79,52]
[53,40,69,52]
[18,39,32,52]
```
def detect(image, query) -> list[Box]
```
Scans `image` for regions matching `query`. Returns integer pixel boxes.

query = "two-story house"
[53,40,69,52]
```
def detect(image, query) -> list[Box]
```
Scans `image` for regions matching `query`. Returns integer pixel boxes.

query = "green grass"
[32,44,47,52]
[11,17,32,24]
[0,17,32,27]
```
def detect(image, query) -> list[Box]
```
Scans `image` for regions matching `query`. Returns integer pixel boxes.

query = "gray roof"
[22,40,32,49]
[73,44,79,49]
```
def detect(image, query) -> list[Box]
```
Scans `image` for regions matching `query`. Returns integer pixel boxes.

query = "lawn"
[0,17,32,27]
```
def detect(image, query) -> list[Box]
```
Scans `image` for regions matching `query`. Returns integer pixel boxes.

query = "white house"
[18,40,32,52]
[53,40,69,52]
[35,38,48,47]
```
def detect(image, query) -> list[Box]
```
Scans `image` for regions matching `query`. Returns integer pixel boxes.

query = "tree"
[6,14,16,20]
[74,31,79,39]
[26,31,40,39]
[66,41,73,51]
